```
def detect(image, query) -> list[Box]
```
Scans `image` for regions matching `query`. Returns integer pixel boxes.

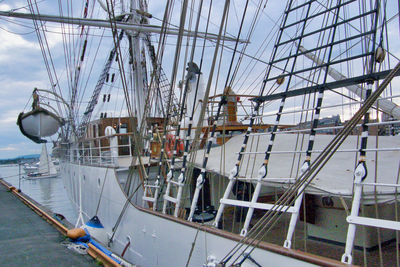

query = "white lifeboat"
[17,107,63,143]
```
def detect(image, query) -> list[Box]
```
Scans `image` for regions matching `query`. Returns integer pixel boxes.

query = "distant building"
[381,113,400,136]
[347,118,380,136]
[293,115,342,134]
[281,112,400,136]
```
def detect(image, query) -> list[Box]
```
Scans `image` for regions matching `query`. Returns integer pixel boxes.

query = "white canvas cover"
[194,133,400,203]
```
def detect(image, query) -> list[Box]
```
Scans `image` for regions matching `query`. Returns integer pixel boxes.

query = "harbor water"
[0,165,77,224]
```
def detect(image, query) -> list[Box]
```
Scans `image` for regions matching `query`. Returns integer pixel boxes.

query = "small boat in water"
[25,144,58,179]
[23,162,39,174]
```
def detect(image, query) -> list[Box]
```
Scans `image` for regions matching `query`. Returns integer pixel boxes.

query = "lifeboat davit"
[17,107,63,143]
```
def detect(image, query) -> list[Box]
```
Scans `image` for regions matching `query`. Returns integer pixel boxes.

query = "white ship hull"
[60,161,335,267]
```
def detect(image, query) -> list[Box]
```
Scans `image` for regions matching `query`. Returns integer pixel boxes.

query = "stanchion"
[18,163,21,192]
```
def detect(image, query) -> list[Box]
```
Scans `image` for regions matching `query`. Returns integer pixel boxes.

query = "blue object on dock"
[89,239,121,264]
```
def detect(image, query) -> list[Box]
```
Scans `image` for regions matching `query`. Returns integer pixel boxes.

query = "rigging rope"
[95,167,109,216]
[224,60,400,265]
[161,0,213,215]
[219,1,387,263]
[163,0,204,193]
[184,0,232,219]
[104,1,150,205]
[155,0,190,214]
[27,0,65,119]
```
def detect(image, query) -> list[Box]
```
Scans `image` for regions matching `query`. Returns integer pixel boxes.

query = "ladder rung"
[237,177,295,182]
[144,184,159,188]
[220,199,296,213]
[347,216,400,231]
[262,177,295,183]
[170,180,183,186]
[164,195,178,203]
[143,196,156,202]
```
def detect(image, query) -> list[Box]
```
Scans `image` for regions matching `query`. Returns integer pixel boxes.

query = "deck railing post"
[129,134,132,156]
[98,139,101,164]
[89,141,92,164]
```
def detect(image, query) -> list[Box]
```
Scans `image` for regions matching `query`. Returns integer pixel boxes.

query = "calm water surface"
[0,165,78,223]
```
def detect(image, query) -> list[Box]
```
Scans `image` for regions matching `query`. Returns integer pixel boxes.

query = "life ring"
[165,134,184,158]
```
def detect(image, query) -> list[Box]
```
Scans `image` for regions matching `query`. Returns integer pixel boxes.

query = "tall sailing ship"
[2,0,400,265]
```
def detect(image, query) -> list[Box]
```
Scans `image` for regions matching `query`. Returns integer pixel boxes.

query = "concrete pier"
[0,181,95,266]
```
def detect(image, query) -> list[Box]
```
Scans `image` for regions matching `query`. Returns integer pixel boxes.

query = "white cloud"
[0,29,38,63]
[0,109,19,125]
[0,145,17,151]
[0,28,37,49]
[0,141,41,159]
[0,4,11,10]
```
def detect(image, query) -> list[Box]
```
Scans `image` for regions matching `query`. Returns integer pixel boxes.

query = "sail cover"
[17,107,63,143]
[194,133,400,203]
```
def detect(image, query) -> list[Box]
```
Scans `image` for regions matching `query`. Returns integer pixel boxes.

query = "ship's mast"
[129,0,146,129]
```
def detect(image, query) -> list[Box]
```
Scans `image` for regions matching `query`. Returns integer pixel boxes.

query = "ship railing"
[342,175,400,264]
[237,147,400,155]
[247,119,400,136]
[67,133,135,167]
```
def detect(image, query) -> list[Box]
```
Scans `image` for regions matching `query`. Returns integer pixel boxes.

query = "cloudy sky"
[0,2,48,158]
[0,0,278,159]
[0,1,399,159]
[0,1,86,159]
[0,2,65,158]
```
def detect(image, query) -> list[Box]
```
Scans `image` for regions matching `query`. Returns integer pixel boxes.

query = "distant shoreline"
[0,154,40,165]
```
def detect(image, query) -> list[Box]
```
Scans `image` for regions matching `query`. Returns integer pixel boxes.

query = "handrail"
[79,132,134,142]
